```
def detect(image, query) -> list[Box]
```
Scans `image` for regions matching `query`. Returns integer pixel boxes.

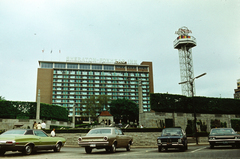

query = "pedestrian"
[37,122,42,129]
[51,128,56,137]
[33,121,37,129]
[41,121,46,130]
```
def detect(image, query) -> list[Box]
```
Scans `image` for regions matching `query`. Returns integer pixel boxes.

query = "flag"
[42,49,44,53]
[59,50,61,53]
[50,50,52,53]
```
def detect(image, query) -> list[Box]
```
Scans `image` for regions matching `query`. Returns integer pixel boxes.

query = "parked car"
[157,127,188,152]
[208,128,240,148]
[78,127,133,153]
[0,129,66,156]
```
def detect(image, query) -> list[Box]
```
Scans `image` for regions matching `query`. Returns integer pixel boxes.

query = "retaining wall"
[54,132,209,147]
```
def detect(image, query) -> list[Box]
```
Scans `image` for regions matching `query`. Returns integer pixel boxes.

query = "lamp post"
[179,73,206,145]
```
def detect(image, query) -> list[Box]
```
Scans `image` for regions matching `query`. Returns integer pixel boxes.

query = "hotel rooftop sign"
[66,57,138,65]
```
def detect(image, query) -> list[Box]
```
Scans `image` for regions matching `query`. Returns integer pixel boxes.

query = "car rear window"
[210,129,234,135]
[2,130,26,135]
[87,129,111,135]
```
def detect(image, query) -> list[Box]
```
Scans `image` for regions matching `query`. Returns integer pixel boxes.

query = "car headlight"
[209,137,215,140]
[178,139,182,143]
[235,136,240,139]
[78,137,82,142]
[157,139,161,144]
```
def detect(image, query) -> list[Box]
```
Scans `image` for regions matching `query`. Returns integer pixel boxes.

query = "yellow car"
[78,127,133,153]
[0,129,66,155]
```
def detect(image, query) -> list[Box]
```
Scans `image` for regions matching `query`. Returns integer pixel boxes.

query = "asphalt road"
[2,145,240,159]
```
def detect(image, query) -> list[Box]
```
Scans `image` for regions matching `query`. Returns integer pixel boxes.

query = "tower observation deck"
[174,26,197,97]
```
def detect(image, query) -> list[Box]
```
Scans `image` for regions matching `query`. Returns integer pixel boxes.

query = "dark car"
[208,128,240,148]
[157,128,188,152]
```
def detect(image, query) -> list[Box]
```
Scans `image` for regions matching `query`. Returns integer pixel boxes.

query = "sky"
[0,0,240,102]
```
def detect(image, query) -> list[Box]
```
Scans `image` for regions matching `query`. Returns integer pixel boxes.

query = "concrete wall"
[0,119,73,130]
[140,112,239,132]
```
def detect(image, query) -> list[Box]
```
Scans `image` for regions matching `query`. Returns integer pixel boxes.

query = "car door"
[34,130,54,149]
[117,129,128,147]
[115,128,123,147]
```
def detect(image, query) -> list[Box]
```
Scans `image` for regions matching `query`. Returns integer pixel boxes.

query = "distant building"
[234,79,240,99]
[36,59,154,120]
[98,111,113,125]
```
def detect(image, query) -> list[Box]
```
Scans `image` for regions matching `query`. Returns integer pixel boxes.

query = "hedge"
[0,100,68,121]
[151,93,240,114]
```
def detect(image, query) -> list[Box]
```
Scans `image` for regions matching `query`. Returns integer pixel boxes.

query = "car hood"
[209,134,240,137]
[157,136,183,139]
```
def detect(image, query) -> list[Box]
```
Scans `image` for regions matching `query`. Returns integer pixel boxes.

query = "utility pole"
[36,89,40,120]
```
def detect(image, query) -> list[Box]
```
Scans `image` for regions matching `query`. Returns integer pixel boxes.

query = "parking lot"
[2,145,240,159]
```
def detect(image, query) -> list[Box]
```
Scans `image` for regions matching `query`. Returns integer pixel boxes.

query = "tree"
[83,95,111,121]
[110,98,138,123]
[0,96,6,101]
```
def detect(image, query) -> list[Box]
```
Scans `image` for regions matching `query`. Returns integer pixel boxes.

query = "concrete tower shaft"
[174,27,197,97]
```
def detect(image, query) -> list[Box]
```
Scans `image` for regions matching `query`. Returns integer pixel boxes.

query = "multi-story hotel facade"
[36,58,154,119]
[234,79,240,99]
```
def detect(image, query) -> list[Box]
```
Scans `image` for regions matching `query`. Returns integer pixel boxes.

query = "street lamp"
[178,72,206,145]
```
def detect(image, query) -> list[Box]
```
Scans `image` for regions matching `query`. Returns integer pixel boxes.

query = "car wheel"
[0,150,6,156]
[180,146,186,152]
[23,144,33,155]
[164,147,168,151]
[110,143,116,153]
[126,143,131,151]
[210,144,214,149]
[105,147,110,152]
[236,144,240,148]
[85,147,92,154]
[185,143,188,150]
[54,143,62,152]
[158,146,162,152]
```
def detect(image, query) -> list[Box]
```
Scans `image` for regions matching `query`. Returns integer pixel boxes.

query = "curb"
[64,143,210,148]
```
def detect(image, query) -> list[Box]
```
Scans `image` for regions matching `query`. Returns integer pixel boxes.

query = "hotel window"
[127,66,136,69]
[41,62,53,68]
[67,64,78,69]
[55,63,66,68]
[92,65,102,70]
[82,71,88,75]
[116,65,125,69]
[104,65,114,70]
[80,64,90,69]
[94,72,100,75]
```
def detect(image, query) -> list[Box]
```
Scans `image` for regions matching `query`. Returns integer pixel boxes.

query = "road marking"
[190,147,208,153]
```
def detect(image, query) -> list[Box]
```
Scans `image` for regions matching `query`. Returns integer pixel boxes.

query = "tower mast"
[174,26,197,97]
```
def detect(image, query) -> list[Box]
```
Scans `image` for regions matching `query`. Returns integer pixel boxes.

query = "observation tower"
[174,26,197,97]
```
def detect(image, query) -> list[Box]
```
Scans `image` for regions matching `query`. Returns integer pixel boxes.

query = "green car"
[0,129,66,156]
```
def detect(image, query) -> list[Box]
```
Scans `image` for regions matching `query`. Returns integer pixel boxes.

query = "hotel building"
[36,59,154,118]
[234,79,240,99]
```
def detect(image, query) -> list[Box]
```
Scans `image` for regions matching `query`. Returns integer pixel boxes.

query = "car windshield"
[87,129,111,135]
[210,128,235,135]
[162,129,182,136]
[2,130,26,135]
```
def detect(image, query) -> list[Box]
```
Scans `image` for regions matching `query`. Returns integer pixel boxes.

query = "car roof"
[90,127,116,130]
[163,128,182,130]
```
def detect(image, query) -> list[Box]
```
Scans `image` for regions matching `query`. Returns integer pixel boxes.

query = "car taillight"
[103,136,108,141]
[6,141,13,144]
[78,137,82,142]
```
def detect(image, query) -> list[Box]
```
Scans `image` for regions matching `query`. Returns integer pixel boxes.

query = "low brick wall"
[53,132,208,147]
